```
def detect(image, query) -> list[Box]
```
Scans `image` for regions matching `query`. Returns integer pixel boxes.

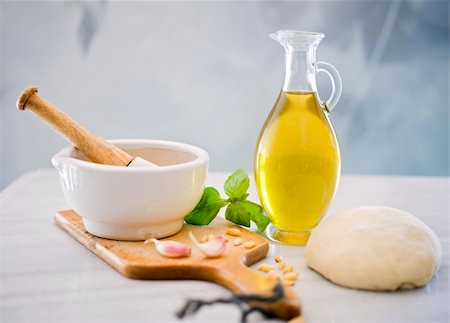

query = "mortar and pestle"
[17,86,209,240]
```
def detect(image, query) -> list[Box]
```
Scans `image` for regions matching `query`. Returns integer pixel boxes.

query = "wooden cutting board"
[55,210,300,320]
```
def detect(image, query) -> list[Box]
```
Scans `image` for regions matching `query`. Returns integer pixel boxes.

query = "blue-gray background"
[0,0,448,189]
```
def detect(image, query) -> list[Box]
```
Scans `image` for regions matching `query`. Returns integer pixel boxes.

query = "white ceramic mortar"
[52,139,208,240]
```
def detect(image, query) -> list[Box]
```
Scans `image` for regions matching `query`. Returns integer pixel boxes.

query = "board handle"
[16,86,134,166]
[217,261,301,320]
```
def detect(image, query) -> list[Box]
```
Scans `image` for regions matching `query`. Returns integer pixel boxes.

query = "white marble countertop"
[0,170,448,323]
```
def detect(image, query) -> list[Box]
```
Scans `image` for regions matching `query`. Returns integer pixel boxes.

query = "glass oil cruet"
[254,30,342,245]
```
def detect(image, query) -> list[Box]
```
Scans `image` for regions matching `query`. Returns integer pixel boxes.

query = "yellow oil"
[254,91,340,244]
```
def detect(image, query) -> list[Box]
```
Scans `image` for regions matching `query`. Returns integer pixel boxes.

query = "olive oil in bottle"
[255,91,340,244]
[254,30,342,244]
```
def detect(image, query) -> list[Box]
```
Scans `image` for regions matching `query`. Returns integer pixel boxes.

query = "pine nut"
[284,280,295,287]
[223,236,229,242]
[278,262,286,270]
[244,241,256,249]
[284,272,298,280]
[283,265,293,274]
[200,235,208,243]
[274,256,283,263]
[257,264,273,272]
[233,238,242,246]
[288,316,304,323]
[226,228,242,236]
[268,270,280,281]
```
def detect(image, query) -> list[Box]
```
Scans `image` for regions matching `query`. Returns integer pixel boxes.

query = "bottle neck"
[282,46,317,93]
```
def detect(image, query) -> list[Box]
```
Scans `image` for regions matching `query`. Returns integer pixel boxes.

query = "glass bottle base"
[265,224,311,245]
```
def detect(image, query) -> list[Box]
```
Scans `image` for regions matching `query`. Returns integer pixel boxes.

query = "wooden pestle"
[17,86,136,166]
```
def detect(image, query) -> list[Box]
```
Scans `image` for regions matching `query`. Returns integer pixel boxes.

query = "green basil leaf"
[240,193,250,200]
[184,187,228,225]
[225,201,251,227]
[238,200,271,232]
[224,168,250,199]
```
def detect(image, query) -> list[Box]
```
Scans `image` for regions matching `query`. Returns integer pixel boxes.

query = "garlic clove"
[189,231,226,258]
[145,238,191,258]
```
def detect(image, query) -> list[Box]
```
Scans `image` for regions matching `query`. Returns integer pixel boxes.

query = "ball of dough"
[305,206,442,291]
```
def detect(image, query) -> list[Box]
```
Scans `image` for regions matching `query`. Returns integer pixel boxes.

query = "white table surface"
[0,170,448,323]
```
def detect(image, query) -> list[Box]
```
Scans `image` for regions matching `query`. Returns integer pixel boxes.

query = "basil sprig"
[184,168,270,232]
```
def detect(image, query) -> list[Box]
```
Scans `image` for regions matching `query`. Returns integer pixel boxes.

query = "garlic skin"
[189,231,226,258]
[145,238,191,258]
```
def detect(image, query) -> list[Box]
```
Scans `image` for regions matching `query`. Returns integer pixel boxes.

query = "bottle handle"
[316,61,342,112]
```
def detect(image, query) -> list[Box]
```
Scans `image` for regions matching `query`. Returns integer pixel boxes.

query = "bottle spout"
[270,30,325,93]
[270,30,324,50]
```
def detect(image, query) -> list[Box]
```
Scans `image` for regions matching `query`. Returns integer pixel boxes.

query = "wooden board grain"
[55,210,300,320]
